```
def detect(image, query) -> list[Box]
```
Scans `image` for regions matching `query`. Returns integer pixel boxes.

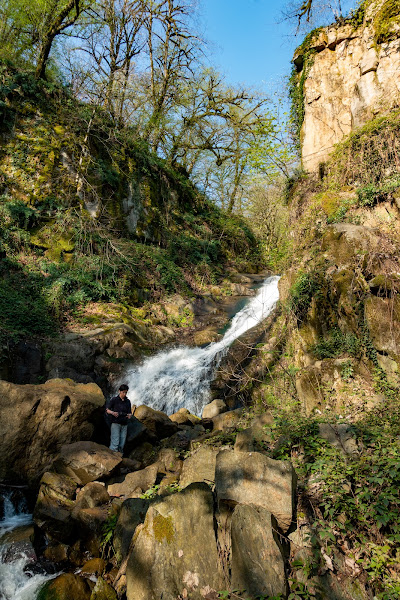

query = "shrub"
[310,328,362,359]
[289,271,324,324]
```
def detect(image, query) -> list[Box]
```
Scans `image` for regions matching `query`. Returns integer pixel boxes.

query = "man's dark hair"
[119,384,129,391]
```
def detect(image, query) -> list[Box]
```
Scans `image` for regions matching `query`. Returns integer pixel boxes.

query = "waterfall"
[125,275,280,416]
[0,493,56,600]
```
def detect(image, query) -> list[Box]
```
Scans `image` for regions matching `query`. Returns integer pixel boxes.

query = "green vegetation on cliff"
[228,83,400,597]
[0,63,261,354]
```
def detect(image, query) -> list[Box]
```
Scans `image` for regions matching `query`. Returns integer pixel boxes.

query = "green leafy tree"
[0,0,86,78]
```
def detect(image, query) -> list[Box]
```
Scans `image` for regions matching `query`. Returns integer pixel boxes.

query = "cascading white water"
[0,493,56,600]
[125,275,280,416]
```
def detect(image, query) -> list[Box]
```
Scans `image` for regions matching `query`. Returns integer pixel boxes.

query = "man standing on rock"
[106,384,132,454]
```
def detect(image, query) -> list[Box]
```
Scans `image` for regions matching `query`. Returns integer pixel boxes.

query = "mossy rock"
[365,296,400,359]
[369,273,400,293]
[31,223,74,262]
[90,577,117,600]
[37,574,91,600]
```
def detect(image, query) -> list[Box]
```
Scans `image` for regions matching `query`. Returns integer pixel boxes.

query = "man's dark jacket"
[106,395,132,425]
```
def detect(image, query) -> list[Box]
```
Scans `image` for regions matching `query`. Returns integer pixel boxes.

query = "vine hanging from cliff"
[288,28,322,150]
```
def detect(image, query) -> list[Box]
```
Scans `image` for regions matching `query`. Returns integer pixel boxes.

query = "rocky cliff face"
[293,0,400,171]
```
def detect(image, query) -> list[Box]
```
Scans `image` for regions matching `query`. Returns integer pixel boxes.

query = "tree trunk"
[35,0,80,80]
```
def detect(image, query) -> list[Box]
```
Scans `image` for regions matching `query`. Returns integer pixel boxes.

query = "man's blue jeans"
[110,423,128,453]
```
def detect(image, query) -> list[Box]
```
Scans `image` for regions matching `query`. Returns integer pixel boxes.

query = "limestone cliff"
[292,0,400,171]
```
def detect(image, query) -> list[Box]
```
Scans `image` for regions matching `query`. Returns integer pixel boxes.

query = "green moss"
[374,0,400,43]
[326,110,400,188]
[289,28,323,149]
[344,0,369,28]
[152,513,174,544]
[53,125,65,136]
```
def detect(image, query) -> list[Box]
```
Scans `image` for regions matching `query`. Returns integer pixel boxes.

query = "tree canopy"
[0,0,298,211]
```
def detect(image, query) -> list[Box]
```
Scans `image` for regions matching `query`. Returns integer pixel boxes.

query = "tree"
[0,0,86,79]
[35,0,83,79]
[282,0,353,32]
[77,0,146,121]
[141,0,203,151]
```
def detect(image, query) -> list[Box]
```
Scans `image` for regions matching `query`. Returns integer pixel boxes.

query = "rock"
[230,505,287,599]
[212,408,243,432]
[126,483,224,600]
[33,472,77,543]
[107,464,158,498]
[318,423,359,455]
[192,328,221,346]
[80,558,107,576]
[230,273,253,284]
[162,428,202,450]
[71,506,109,556]
[0,379,105,484]
[90,577,117,600]
[114,498,150,560]
[156,449,182,477]
[215,450,297,533]
[68,540,86,567]
[53,441,122,485]
[365,296,400,359]
[161,294,194,324]
[360,47,379,76]
[230,283,255,296]
[37,573,92,600]
[296,13,400,170]
[376,353,400,386]
[179,447,219,488]
[135,405,178,439]
[43,542,69,563]
[234,412,274,452]
[118,457,142,474]
[322,224,383,265]
[1,525,36,563]
[46,341,96,377]
[11,340,42,384]
[75,482,110,510]
[201,399,227,419]
[169,408,199,426]
[128,442,158,468]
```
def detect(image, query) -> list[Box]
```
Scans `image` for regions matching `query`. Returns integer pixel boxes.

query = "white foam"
[124,276,280,416]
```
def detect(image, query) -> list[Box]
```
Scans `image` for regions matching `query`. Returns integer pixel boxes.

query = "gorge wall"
[293,0,400,171]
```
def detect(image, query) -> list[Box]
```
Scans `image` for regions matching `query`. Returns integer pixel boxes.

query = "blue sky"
[200,0,296,92]
[200,0,356,92]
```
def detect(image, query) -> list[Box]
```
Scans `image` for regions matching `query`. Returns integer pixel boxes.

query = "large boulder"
[113,498,150,561]
[0,379,105,483]
[169,408,199,426]
[33,472,77,543]
[53,441,122,485]
[75,482,111,510]
[364,296,400,359]
[230,505,287,599]
[37,573,92,600]
[234,412,274,452]
[134,405,178,439]
[179,447,219,489]
[215,450,297,533]
[126,483,224,600]
[201,399,227,419]
[107,464,158,498]
[212,408,243,432]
